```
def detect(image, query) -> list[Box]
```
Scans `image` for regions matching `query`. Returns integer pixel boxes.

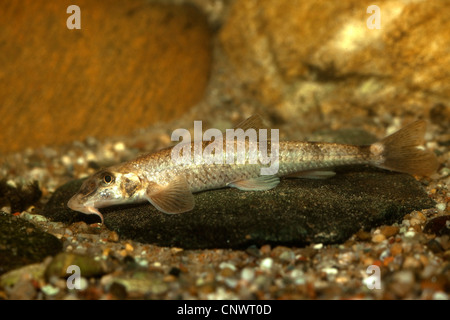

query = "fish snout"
[67,193,84,212]
[67,193,104,224]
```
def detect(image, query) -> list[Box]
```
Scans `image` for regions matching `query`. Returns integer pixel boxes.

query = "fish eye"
[102,174,114,185]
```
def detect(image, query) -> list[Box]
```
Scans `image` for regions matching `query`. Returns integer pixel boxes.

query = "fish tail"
[369,120,438,176]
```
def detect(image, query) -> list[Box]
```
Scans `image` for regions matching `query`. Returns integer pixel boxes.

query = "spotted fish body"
[67,116,438,223]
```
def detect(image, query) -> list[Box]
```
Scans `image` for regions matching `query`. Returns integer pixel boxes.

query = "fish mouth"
[67,194,104,224]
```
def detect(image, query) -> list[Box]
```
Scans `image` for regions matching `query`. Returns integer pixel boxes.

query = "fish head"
[67,169,142,223]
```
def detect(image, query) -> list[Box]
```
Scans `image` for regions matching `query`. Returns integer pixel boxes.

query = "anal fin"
[287,170,336,180]
[145,175,194,214]
[227,175,280,191]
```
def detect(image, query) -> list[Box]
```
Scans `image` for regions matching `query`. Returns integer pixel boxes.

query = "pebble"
[124,243,134,252]
[107,231,119,242]
[355,230,371,241]
[321,267,338,276]
[404,229,416,238]
[390,243,403,256]
[260,244,271,255]
[372,234,386,243]
[432,291,448,300]
[403,256,421,269]
[313,243,323,250]
[279,250,296,262]
[290,269,305,285]
[45,252,105,279]
[220,267,234,278]
[41,284,60,296]
[224,278,238,289]
[245,245,261,257]
[410,218,423,226]
[113,142,126,152]
[380,226,399,238]
[219,262,236,271]
[337,252,355,266]
[436,203,447,211]
[241,268,255,282]
[260,257,273,271]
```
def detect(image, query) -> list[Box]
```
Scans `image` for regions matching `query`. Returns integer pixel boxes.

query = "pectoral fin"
[145,176,195,214]
[227,175,280,191]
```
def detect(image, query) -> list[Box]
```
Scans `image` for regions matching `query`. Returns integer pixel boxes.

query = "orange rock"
[0,0,212,153]
[219,0,450,127]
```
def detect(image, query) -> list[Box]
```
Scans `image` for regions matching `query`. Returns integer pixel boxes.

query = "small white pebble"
[290,269,305,285]
[322,267,338,275]
[137,259,149,268]
[76,157,85,165]
[113,142,126,152]
[394,270,414,284]
[219,262,236,271]
[436,203,447,211]
[6,180,17,188]
[61,155,72,166]
[1,206,11,214]
[241,268,255,282]
[85,151,97,162]
[77,277,89,291]
[404,230,416,238]
[432,291,448,300]
[313,243,323,250]
[224,278,238,288]
[260,257,273,271]
[41,284,59,296]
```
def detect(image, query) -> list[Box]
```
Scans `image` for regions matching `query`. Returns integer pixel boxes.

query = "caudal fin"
[370,120,438,176]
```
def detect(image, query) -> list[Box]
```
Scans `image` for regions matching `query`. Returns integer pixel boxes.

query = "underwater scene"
[0,0,449,303]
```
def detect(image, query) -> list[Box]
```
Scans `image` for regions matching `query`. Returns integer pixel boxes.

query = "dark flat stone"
[423,215,450,236]
[0,212,62,275]
[42,167,434,249]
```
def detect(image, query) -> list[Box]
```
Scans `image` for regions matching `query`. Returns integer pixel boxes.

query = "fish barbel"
[67,116,438,223]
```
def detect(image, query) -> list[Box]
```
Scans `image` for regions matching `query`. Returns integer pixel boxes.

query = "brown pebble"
[163,275,177,282]
[220,268,234,278]
[440,235,450,250]
[426,239,444,254]
[108,231,119,242]
[355,230,371,241]
[403,256,422,269]
[424,216,450,236]
[380,226,399,238]
[199,284,215,294]
[390,243,403,256]
[372,234,386,243]
[260,244,271,255]
[108,282,127,299]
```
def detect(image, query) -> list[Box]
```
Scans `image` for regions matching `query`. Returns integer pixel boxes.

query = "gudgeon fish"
[67,116,438,223]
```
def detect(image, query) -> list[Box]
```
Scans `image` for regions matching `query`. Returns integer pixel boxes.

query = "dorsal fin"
[233,114,266,131]
[232,114,273,144]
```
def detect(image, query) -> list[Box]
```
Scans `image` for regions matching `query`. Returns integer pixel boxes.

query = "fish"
[67,115,438,223]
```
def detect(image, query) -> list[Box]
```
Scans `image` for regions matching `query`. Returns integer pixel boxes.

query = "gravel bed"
[0,114,449,300]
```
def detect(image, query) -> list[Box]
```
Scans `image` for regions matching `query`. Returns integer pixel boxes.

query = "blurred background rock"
[1,0,449,154]
[0,0,212,153]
